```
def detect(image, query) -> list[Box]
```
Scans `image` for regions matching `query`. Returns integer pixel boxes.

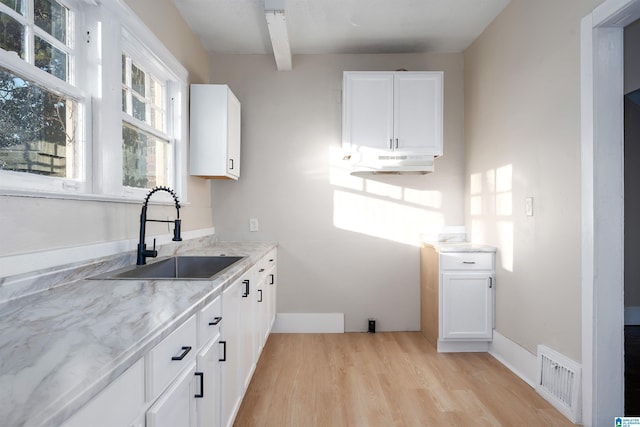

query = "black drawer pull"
[242,279,250,297]
[259,268,265,272]
[219,340,227,362]
[209,316,222,326]
[463,261,476,264]
[269,274,274,285]
[194,372,204,398]
[171,346,192,361]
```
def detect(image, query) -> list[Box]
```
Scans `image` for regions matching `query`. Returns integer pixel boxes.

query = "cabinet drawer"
[440,252,493,270]
[198,295,222,347]
[147,315,197,402]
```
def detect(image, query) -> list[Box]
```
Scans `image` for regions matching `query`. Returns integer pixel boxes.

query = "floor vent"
[535,345,581,423]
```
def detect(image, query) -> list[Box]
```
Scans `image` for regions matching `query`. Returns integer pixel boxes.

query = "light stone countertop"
[421,241,497,253]
[0,241,276,427]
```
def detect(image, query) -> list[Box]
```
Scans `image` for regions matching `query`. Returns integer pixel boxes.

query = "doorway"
[625,18,640,415]
[582,1,640,425]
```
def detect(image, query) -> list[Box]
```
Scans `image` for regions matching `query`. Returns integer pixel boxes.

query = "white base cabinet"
[61,249,277,427]
[146,361,198,427]
[420,245,495,353]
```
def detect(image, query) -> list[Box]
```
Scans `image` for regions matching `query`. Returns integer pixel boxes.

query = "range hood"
[346,153,436,175]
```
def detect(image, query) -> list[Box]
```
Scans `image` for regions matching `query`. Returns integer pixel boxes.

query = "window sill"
[0,188,190,206]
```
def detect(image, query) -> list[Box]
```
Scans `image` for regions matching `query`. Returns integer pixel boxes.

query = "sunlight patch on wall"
[469,164,514,271]
[333,189,444,246]
[329,146,444,246]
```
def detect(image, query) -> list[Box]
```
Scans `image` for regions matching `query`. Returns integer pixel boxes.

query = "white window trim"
[0,0,189,205]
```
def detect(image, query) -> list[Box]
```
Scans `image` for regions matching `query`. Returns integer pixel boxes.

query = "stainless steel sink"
[90,256,245,280]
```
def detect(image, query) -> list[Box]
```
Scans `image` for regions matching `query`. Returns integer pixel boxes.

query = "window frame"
[0,0,189,204]
[0,0,90,194]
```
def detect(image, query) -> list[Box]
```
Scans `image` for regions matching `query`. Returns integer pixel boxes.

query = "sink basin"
[90,256,245,280]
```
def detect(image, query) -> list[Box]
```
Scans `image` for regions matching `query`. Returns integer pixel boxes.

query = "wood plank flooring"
[234,332,575,427]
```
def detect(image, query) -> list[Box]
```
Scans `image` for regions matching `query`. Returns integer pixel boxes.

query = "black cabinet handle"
[258,289,263,303]
[229,158,234,170]
[269,258,274,262]
[463,261,476,264]
[219,340,227,362]
[194,372,204,398]
[489,277,493,289]
[269,274,274,285]
[209,316,222,326]
[171,346,192,361]
[242,279,250,297]
[259,268,265,272]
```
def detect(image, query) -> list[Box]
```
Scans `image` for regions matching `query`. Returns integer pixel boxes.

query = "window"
[121,53,172,189]
[0,0,86,192]
[0,0,188,201]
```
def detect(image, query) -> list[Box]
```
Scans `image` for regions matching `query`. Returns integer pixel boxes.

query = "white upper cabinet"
[342,71,443,156]
[190,84,241,179]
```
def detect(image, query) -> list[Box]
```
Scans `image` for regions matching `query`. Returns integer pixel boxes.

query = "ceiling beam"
[264,0,292,71]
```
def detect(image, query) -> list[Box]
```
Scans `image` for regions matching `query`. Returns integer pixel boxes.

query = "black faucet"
[137,186,182,265]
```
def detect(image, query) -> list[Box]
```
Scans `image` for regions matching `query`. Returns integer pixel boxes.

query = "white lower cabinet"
[146,361,198,427]
[62,249,277,427]
[441,272,493,340]
[420,245,495,353]
[196,337,221,427]
[61,358,145,427]
[221,275,243,427]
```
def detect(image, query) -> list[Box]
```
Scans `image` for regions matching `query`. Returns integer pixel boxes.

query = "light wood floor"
[234,332,575,427]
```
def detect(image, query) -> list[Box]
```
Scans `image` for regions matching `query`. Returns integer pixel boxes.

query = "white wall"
[0,0,212,257]
[464,0,604,362]
[209,53,465,332]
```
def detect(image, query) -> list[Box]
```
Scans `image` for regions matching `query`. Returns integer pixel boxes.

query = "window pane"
[150,106,163,131]
[34,35,67,81]
[122,123,169,188]
[34,0,67,44]
[0,0,23,14]
[0,67,77,178]
[132,94,145,122]
[0,12,23,57]
[131,63,145,96]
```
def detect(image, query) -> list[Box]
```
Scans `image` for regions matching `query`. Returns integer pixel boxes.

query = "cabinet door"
[197,336,221,427]
[226,90,241,178]
[240,275,257,393]
[342,72,394,153]
[221,278,242,427]
[146,361,197,427]
[440,273,493,340]
[393,72,443,155]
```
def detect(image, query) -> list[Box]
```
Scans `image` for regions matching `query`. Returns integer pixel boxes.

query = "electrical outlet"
[249,218,259,232]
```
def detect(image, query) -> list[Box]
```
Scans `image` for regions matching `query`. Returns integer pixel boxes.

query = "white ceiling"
[171,0,511,55]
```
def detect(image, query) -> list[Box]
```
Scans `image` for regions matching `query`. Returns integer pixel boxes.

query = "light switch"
[525,197,534,216]
[249,218,259,232]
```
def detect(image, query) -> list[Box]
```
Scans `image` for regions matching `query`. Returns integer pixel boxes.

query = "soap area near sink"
[0,232,276,427]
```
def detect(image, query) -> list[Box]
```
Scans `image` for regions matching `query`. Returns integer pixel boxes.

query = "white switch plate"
[249,218,259,232]
[525,197,534,216]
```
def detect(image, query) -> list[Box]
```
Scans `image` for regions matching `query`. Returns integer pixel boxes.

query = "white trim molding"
[272,313,345,333]
[580,0,639,424]
[488,330,537,388]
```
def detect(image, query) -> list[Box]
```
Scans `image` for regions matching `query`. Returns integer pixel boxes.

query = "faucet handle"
[173,219,182,241]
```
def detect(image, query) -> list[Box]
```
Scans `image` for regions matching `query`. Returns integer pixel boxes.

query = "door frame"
[581,0,640,425]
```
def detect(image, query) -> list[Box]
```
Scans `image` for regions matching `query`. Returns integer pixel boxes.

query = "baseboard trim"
[272,313,345,333]
[488,330,537,388]
[437,340,490,353]
[625,306,640,325]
